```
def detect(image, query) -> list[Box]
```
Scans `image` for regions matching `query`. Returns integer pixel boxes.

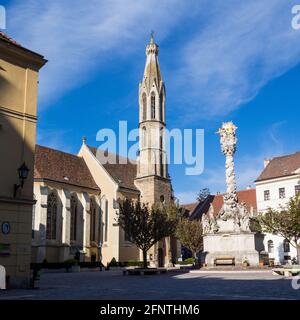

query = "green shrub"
[123,260,146,267]
[184,257,196,264]
[176,258,195,265]
[64,259,78,267]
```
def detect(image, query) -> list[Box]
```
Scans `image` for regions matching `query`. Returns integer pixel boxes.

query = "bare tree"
[258,193,300,262]
[176,218,203,261]
[117,199,177,269]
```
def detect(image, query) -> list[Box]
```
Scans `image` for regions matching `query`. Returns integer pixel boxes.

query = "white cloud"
[8,0,187,107]
[172,0,300,119]
[7,1,300,119]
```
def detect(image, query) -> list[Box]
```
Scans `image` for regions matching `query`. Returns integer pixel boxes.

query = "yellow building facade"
[0,32,46,287]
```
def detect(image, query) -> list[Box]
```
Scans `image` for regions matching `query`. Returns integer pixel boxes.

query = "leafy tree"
[176,218,203,261]
[197,188,210,202]
[117,199,177,269]
[258,193,300,262]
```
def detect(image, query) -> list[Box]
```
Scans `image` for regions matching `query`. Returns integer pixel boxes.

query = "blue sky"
[3,0,300,203]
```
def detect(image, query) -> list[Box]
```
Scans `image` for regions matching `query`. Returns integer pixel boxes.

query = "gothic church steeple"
[136,34,167,180]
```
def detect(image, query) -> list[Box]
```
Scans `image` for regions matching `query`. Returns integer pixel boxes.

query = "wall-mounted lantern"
[14,162,29,197]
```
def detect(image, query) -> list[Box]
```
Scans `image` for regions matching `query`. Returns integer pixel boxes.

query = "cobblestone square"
[0,270,299,300]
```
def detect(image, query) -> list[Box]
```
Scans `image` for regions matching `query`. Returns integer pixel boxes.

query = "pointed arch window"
[46,192,57,240]
[90,197,97,242]
[142,93,147,121]
[104,199,109,242]
[142,126,147,148]
[160,92,164,122]
[160,152,164,177]
[70,194,78,241]
[151,92,156,119]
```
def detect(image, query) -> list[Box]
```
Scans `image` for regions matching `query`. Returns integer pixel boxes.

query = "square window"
[264,190,270,201]
[279,188,285,199]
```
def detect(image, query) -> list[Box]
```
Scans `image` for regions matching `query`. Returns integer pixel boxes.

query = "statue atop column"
[202,122,252,234]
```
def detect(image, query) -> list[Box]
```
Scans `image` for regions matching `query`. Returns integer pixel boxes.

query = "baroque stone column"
[217,122,239,231]
[202,122,264,266]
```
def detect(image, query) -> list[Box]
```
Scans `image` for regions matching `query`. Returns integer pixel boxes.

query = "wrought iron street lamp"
[14,162,29,197]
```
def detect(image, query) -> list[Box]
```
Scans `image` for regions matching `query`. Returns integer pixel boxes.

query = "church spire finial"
[146,31,158,56]
[150,31,154,44]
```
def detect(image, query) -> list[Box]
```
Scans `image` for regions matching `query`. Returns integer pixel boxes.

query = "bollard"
[0,265,6,289]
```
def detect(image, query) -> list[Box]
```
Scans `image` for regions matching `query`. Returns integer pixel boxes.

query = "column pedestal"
[203,232,264,266]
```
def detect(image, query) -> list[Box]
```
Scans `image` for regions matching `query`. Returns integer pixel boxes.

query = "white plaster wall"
[256,175,300,264]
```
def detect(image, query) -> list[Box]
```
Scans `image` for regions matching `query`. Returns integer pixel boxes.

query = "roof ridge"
[87,145,137,164]
[272,150,300,160]
[36,144,80,159]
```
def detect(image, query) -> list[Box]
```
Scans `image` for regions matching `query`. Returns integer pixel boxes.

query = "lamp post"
[14,162,30,197]
[98,241,103,271]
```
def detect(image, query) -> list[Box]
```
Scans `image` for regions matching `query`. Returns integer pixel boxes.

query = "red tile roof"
[0,31,21,46]
[88,146,139,192]
[34,145,99,190]
[182,189,257,219]
[0,31,46,59]
[181,202,199,213]
[210,189,257,215]
[256,151,300,182]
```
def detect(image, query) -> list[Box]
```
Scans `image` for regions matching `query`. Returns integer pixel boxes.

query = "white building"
[255,151,300,265]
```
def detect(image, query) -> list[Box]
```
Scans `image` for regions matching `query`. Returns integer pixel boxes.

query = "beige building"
[0,32,46,287]
[32,35,176,267]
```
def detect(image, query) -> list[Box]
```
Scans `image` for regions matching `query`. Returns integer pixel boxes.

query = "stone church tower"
[134,35,172,206]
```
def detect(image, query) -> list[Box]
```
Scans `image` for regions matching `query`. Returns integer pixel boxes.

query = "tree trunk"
[297,246,300,265]
[143,250,148,269]
[193,252,198,264]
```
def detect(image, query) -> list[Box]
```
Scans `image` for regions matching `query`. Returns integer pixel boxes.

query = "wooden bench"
[214,257,235,266]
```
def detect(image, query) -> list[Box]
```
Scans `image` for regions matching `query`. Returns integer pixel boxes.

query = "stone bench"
[214,257,235,266]
[123,268,167,276]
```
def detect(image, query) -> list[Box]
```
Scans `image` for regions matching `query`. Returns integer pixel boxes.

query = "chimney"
[264,158,271,168]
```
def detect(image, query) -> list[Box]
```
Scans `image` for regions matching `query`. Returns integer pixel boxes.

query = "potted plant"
[242,258,249,267]
[259,261,264,267]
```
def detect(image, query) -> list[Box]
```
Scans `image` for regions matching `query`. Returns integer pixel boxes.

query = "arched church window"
[151,92,156,119]
[267,240,274,254]
[160,92,163,121]
[32,194,36,239]
[283,239,290,253]
[160,195,165,203]
[142,126,147,148]
[90,197,97,242]
[70,194,78,241]
[142,93,147,121]
[160,152,164,177]
[46,192,57,240]
[104,199,109,242]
